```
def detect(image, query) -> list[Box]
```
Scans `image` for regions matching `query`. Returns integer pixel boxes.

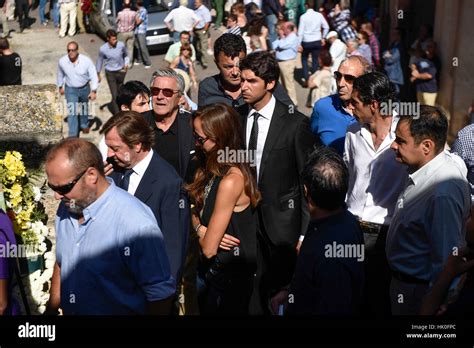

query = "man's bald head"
[46,138,105,176]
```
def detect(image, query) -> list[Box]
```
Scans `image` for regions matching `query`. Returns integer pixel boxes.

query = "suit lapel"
[258,101,286,182]
[177,111,193,179]
[134,154,158,203]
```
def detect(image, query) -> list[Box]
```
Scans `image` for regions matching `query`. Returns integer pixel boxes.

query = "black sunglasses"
[48,169,87,195]
[150,87,180,98]
[193,131,209,145]
[334,71,356,83]
[67,48,78,52]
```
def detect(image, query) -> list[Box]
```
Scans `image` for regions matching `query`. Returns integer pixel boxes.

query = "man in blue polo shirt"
[310,55,370,155]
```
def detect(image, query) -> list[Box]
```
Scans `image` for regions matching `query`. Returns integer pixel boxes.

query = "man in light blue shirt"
[96,29,129,115]
[134,0,152,69]
[272,21,298,106]
[45,138,175,315]
[193,0,211,69]
[387,106,471,315]
[57,41,99,138]
[297,1,329,83]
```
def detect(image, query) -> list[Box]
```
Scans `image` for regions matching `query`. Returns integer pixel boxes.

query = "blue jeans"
[301,40,322,80]
[65,85,90,137]
[266,14,278,48]
[52,0,60,27]
[39,0,47,24]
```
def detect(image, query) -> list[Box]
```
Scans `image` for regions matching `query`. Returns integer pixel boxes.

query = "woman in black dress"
[187,103,260,315]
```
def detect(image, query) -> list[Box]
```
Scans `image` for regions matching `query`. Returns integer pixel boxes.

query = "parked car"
[89,0,174,51]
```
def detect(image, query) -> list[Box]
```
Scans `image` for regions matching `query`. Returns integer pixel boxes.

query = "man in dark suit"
[141,68,195,183]
[140,68,199,314]
[102,111,189,288]
[237,51,318,314]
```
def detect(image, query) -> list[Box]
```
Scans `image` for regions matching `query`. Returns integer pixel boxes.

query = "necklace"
[201,176,215,219]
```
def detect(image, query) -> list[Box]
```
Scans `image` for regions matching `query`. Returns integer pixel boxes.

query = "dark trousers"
[301,40,322,80]
[198,273,253,315]
[105,69,126,115]
[361,225,392,317]
[16,0,30,30]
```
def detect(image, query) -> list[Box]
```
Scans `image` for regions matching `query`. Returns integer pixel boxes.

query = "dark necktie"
[248,112,261,152]
[119,169,134,191]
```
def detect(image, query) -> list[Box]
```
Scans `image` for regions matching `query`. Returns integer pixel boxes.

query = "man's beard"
[64,191,96,216]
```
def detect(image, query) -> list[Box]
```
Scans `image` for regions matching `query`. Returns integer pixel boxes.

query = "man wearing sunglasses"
[310,55,371,155]
[141,68,195,182]
[45,138,176,315]
[57,41,98,137]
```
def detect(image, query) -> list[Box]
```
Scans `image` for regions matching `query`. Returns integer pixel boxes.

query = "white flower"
[32,186,42,202]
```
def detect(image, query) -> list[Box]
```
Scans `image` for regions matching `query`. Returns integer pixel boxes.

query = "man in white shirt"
[164,0,200,43]
[387,105,471,315]
[102,111,189,289]
[297,1,329,85]
[344,72,407,316]
[326,31,347,74]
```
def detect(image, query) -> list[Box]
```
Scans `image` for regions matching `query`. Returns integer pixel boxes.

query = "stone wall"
[0,84,62,169]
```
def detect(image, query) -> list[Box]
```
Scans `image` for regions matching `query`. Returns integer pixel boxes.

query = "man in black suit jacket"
[142,68,195,183]
[102,111,189,287]
[237,51,319,314]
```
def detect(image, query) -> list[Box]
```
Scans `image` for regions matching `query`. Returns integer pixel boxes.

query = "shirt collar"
[248,95,276,120]
[131,150,154,178]
[81,177,114,223]
[409,150,446,186]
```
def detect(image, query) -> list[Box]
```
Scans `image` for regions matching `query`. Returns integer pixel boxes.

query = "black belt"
[358,220,387,234]
[391,269,429,285]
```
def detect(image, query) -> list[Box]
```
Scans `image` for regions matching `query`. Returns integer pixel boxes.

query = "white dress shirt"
[297,9,329,44]
[246,95,276,179]
[386,151,470,284]
[344,115,407,225]
[164,6,200,32]
[127,150,154,196]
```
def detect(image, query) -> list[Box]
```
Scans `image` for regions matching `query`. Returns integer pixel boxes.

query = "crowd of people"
[1,0,474,318]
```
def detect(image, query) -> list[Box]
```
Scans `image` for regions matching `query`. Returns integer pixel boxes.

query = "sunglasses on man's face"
[67,48,78,52]
[334,71,356,83]
[150,87,180,98]
[193,131,209,145]
[48,169,87,195]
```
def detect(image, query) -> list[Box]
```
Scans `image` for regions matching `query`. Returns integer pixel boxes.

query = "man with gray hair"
[141,68,195,181]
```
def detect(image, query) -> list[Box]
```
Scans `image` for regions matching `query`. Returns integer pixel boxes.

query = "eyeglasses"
[150,87,180,97]
[67,48,78,52]
[48,169,87,195]
[193,131,209,145]
[334,71,356,83]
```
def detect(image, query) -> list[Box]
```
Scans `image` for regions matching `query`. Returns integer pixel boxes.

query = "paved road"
[8,7,313,145]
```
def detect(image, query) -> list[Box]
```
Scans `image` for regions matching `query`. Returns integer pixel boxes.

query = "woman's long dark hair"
[186,103,260,212]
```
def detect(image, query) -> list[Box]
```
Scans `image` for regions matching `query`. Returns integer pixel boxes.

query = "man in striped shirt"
[116,0,136,69]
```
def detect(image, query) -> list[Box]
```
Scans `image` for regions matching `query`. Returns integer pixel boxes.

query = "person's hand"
[442,247,474,279]
[278,12,283,20]
[270,289,289,315]
[104,160,114,176]
[296,240,302,254]
[321,39,326,47]
[59,86,64,95]
[89,91,97,101]
[218,234,240,250]
[411,69,420,80]
[297,45,303,53]
[97,73,102,83]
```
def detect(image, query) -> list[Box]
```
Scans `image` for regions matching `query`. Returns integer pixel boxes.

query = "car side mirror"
[105,9,112,15]
[167,2,172,8]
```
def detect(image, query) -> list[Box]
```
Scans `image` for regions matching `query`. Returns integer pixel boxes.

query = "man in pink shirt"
[116,0,136,69]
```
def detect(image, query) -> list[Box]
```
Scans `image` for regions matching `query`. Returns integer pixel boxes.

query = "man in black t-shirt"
[0,38,22,85]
